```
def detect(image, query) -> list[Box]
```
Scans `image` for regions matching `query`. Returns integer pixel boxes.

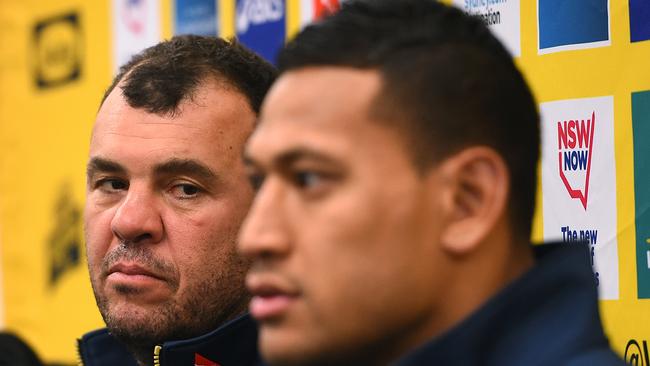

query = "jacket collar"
[78,313,260,366]
[395,242,615,365]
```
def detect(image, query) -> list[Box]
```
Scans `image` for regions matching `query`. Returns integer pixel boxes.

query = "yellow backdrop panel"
[0,0,648,363]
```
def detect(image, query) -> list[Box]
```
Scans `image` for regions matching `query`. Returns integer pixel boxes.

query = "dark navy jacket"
[394,243,626,366]
[77,313,260,366]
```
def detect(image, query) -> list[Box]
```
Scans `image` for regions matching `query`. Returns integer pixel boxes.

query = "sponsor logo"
[313,0,340,19]
[112,0,160,72]
[556,111,595,209]
[462,0,506,25]
[195,353,220,366]
[300,0,344,28]
[236,0,284,34]
[121,0,147,35]
[235,0,285,63]
[451,0,520,56]
[538,0,610,53]
[174,0,218,36]
[632,90,650,298]
[541,96,618,300]
[48,183,82,287]
[33,12,82,89]
[625,339,649,366]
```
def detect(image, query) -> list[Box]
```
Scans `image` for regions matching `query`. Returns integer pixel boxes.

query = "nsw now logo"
[556,111,596,210]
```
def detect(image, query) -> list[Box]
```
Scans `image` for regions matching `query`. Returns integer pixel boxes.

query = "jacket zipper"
[154,345,162,366]
[77,338,162,366]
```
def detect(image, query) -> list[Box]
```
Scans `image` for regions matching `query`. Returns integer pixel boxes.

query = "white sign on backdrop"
[300,0,344,29]
[451,0,521,57]
[112,0,161,73]
[540,96,619,300]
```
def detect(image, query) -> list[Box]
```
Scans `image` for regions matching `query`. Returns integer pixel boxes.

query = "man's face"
[240,68,451,365]
[85,79,255,347]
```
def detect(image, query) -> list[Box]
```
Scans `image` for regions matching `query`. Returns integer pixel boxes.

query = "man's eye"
[294,171,322,188]
[97,179,128,192]
[248,173,265,191]
[170,183,202,199]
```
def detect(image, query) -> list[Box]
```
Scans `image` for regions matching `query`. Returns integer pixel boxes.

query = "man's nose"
[238,178,291,260]
[111,184,163,244]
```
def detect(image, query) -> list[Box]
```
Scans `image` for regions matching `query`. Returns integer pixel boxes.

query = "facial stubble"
[89,243,250,366]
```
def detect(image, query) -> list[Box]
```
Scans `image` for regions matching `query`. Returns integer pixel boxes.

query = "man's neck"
[436,231,535,337]
[379,231,535,365]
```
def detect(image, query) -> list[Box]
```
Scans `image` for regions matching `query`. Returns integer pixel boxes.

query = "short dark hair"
[278,0,540,240]
[102,35,277,115]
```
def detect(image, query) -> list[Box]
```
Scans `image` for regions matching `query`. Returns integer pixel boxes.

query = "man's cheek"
[85,238,106,280]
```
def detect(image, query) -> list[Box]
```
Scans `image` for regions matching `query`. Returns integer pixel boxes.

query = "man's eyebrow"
[153,159,219,183]
[244,147,340,169]
[87,157,126,180]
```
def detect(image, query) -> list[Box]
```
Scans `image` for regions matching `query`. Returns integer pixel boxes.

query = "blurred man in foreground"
[239,1,626,365]
[80,35,276,366]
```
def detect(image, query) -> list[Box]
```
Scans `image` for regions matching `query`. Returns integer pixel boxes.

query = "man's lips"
[247,275,300,321]
[107,263,165,283]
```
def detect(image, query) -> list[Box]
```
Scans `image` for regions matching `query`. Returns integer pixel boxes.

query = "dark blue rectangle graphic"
[630,0,650,42]
[236,0,285,64]
[175,0,218,36]
[539,0,609,49]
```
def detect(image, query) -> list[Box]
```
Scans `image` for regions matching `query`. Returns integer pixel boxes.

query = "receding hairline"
[91,73,257,150]
[99,66,250,116]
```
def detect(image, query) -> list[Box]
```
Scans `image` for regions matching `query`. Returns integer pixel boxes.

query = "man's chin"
[102,301,175,344]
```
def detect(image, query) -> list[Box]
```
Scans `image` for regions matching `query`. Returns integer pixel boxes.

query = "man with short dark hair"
[79,35,276,366]
[238,1,626,365]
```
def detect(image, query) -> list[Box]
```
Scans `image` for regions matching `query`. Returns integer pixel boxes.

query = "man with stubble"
[79,35,276,366]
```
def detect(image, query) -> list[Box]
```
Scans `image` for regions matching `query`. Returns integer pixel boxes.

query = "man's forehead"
[256,68,381,134]
[265,67,382,112]
[246,81,407,170]
[248,67,384,153]
[94,83,253,144]
[93,85,163,140]
[90,106,186,150]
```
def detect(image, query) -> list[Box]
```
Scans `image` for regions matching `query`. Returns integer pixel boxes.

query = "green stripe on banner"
[632,90,650,299]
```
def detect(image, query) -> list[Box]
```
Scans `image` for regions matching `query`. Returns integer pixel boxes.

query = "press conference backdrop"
[0,0,648,363]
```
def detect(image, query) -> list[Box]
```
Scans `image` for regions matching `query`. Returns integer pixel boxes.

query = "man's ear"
[435,147,510,255]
